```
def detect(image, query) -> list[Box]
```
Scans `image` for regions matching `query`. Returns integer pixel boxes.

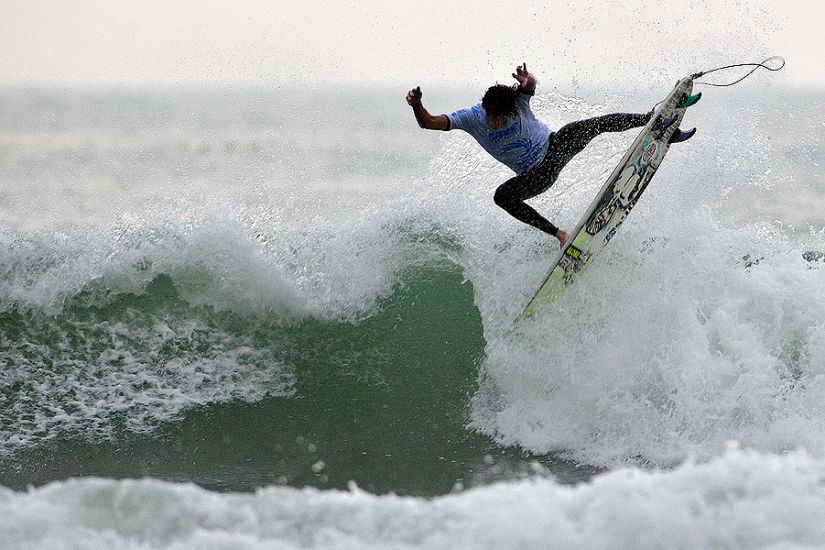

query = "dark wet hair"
[482,84,519,118]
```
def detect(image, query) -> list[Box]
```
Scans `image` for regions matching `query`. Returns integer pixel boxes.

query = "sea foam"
[2,448,824,550]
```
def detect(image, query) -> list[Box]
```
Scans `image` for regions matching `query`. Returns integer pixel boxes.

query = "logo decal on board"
[565,245,583,260]
[642,141,657,164]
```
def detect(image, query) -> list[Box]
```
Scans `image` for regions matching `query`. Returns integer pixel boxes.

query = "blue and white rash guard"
[447,91,552,175]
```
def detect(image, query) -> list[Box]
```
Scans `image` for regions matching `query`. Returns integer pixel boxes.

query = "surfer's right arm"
[406,87,449,131]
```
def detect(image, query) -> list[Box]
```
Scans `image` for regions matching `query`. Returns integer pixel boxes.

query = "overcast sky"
[1,0,821,89]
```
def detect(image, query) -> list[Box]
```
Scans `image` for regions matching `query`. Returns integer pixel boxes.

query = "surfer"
[406,63,693,246]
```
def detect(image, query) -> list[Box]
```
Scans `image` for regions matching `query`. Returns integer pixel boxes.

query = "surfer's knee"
[493,185,515,208]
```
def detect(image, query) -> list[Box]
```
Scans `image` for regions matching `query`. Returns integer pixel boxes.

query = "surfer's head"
[482,84,519,129]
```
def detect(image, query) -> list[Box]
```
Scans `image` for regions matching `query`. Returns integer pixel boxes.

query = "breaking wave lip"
[0,215,317,321]
[0,194,433,323]
[2,447,824,550]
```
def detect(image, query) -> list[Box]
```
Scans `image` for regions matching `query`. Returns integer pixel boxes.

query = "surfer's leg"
[492,112,650,236]
[493,171,559,236]
[549,112,651,168]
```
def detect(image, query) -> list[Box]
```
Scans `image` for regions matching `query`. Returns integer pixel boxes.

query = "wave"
[2,87,824,475]
[2,447,824,550]
[0,219,484,457]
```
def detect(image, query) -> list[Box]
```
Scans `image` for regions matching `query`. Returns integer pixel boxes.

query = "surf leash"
[691,56,785,87]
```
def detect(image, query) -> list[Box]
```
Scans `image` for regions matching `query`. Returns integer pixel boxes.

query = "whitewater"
[1,80,824,548]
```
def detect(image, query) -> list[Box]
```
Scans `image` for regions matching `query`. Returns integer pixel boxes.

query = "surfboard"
[522,76,698,318]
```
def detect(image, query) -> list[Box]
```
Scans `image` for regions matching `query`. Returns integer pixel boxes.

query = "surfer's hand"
[512,63,536,91]
[555,229,569,246]
[406,86,423,105]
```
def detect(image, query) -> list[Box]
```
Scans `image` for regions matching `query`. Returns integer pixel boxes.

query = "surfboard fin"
[669,127,697,143]
[654,114,677,137]
[678,92,702,109]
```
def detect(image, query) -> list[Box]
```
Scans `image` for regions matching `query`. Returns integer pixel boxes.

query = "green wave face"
[0,259,515,495]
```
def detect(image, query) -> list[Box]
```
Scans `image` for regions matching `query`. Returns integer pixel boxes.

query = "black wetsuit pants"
[493,112,651,236]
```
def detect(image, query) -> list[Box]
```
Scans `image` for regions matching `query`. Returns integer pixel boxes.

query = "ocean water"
[1,82,824,548]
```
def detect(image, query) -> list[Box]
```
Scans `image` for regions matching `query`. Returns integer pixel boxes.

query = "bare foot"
[555,229,569,247]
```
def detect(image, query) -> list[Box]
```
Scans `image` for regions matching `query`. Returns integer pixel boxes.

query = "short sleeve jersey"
[447,91,552,174]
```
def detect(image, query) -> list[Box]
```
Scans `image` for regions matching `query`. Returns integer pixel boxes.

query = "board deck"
[522,77,695,318]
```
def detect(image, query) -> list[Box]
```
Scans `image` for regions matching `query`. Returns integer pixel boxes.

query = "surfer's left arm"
[512,63,537,94]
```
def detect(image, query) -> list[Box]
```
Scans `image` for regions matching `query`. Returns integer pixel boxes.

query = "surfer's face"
[486,113,510,129]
